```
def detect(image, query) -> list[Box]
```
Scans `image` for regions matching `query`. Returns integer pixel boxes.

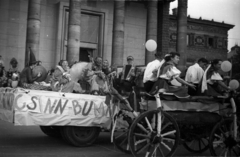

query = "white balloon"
[11,81,18,88]
[145,39,157,52]
[221,61,232,72]
[229,79,239,90]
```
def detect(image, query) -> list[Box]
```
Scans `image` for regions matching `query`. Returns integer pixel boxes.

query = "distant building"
[169,8,234,66]
[228,44,240,59]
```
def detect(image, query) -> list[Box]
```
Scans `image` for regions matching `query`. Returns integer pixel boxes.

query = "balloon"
[11,81,18,88]
[229,79,239,90]
[32,65,47,82]
[145,39,157,52]
[221,61,232,72]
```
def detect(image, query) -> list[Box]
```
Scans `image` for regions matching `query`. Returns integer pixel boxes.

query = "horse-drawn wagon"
[0,79,239,157]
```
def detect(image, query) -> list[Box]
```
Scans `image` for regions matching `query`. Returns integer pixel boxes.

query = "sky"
[170,0,240,51]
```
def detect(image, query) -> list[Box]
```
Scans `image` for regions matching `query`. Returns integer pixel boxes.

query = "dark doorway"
[79,48,93,62]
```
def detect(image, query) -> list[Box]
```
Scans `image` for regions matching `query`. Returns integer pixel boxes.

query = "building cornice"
[170,15,234,30]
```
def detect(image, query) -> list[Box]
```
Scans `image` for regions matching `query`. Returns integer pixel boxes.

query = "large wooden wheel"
[128,110,180,157]
[112,110,134,154]
[183,136,209,153]
[209,118,240,156]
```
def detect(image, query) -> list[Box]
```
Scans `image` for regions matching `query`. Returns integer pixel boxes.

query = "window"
[186,34,189,46]
[208,37,214,47]
[62,8,104,60]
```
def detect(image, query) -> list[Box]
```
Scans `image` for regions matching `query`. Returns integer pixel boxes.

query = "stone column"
[111,0,125,66]
[67,0,81,66]
[157,0,171,58]
[176,0,188,71]
[25,0,41,66]
[145,0,158,64]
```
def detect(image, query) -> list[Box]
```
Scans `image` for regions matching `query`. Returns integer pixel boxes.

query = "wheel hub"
[224,136,237,148]
[150,131,162,144]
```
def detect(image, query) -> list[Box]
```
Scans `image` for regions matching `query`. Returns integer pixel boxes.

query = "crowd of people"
[143,52,233,98]
[0,51,233,99]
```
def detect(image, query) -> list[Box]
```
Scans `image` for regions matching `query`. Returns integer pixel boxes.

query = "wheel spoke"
[200,138,208,147]
[115,131,127,139]
[161,141,172,151]
[198,139,202,151]
[136,143,150,154]
[134,133,150,138]
[186,140,195,149]
[232,146,240,156]
[219,127,228,139]
[149,144,159,157]
[161,122,171,131]
[158,146,165,157]
[137,123,149,134]
[215,133,223,139]
[135,139,148,146]
[162,137,175,143]
[219,147,227,156]
[145,117,153,132]
[161,130,176,137]
[119,137,127,147]
[213,140,224,145]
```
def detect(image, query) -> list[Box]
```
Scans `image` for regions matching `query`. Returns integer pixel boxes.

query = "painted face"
[171,55,180,65]
[62,61,69,71]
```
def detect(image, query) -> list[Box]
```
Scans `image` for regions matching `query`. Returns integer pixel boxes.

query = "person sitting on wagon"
[7,58,20,87]
[51,60,82,93]
[102,60,111,75]
[143,53,165,93]
[120,56,136,94]
[185,58,209,96]
[19,50,42,88]
[84,56,109,95]
[149,52,196,98]
[200,59,232,97]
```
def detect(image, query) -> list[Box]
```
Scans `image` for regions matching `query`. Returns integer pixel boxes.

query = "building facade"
[0,0,233,72]
[1,0,175,71]
[169,10,234,66]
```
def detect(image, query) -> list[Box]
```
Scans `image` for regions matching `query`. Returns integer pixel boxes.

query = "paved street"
[0,120,212,157]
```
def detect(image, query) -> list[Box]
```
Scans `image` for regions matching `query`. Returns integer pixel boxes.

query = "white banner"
[0,88,118,128]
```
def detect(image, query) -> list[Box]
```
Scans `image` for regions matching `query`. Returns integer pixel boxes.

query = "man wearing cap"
[120,56,136,93]
[143,53,165,93]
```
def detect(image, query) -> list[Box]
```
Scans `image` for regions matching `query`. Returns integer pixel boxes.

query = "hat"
[127,56,134,61]
[28,47,37,65]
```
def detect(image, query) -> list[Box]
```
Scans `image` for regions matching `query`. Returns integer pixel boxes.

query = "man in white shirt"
[185,58,208,95]
[143,53,165,92]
